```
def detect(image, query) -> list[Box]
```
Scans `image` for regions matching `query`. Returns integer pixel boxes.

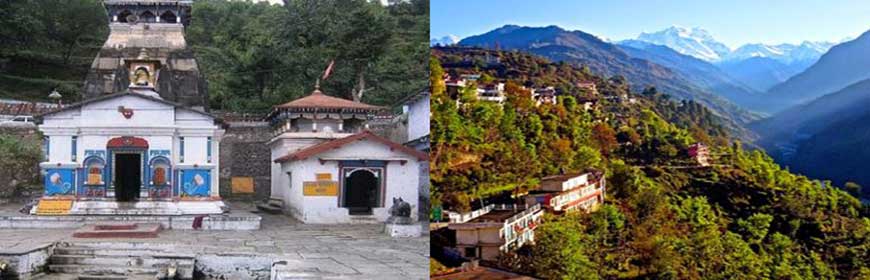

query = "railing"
[446,204,495,223]
[504,203,541,225]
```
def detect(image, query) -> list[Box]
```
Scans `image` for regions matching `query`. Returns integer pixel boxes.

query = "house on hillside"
[478,83,506,103]
[576,82,598,95]
[532,86,557,106]
[688,143,711,167]
[525,171,606,214]
[448,204,543,261]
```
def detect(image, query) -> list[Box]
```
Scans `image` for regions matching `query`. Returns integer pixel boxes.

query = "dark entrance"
[114,153,141,202]
[344,170,379,215]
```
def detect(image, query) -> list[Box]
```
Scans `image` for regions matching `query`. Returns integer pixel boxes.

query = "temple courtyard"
[0,202,429,280]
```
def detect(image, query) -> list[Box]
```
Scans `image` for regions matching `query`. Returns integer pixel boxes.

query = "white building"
[35,91,225,215]
[268,86,428,224]
[401,91,430,152]
[526,171,606,214]
[478,83,506,103]
[448,204,543,261]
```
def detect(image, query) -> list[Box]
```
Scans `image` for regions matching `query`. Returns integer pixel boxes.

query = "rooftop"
[272,87,383,112]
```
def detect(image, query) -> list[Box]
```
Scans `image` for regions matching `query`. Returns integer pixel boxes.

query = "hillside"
[430,48,870,279]
[457,25,758,125]
[764,29,870,113]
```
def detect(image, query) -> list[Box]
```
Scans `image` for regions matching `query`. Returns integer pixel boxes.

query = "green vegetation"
[0,0,427,110]
[0,134,42,200]
[431,49,870,279]
[0,0,107,102]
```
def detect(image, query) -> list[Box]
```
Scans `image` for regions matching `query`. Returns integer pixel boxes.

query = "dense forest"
[0,0,428,111]
[430,48,870,279]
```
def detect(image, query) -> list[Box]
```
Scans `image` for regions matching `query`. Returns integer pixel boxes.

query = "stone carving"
[386,197,412,224]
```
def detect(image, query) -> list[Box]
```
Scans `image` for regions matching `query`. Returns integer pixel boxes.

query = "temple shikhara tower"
[34,0,225,215]
[83,0,206,109]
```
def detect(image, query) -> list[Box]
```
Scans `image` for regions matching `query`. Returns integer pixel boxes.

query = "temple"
[33,0,224,215]
[267,86,428,223]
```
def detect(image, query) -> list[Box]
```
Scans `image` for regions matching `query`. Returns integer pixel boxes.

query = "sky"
[431,0,870,48]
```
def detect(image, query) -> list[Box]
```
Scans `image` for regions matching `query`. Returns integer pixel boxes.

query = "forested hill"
[0,0,428,111]
[430,48,870,279]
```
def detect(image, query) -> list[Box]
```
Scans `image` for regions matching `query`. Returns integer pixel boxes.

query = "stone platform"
[0,213,261,230]
[33,200,227,216]
[73,223,163,238]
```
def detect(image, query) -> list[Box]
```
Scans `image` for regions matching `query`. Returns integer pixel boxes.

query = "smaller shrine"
[268,85,428,224]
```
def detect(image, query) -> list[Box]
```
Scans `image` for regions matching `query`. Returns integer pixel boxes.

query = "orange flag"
[322,60,335,81]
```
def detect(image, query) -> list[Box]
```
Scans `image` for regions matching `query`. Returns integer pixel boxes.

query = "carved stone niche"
[126,60,161,89]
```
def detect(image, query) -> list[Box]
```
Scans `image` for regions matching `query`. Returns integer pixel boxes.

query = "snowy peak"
[430,35,460,46]
[725,41,835,64]
[635,26,731,62]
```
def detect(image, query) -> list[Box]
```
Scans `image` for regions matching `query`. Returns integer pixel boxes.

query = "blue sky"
[431,0,870,48]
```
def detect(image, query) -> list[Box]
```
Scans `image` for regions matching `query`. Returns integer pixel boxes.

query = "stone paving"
[0,203,429,279]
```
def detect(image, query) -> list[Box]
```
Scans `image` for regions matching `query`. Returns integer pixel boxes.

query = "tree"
[531,215,600,280]
[844,181,862,198]
[591,123,617,156]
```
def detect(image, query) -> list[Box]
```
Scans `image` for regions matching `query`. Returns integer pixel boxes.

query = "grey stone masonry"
[218,119,273,201]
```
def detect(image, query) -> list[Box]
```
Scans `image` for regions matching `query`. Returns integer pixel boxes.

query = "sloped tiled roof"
[0,102,57,116]
[274,88,382,111]
[274,130,429,163]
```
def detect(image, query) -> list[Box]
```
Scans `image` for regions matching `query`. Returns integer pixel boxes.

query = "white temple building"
[36,90,226,215]
[267,86,428,224]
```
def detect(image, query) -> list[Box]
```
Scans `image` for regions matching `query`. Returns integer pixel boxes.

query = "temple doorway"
[344,169,379,215]
[114,153,142,202]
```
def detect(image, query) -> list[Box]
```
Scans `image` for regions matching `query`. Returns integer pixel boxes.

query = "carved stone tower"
[83,0,207,109]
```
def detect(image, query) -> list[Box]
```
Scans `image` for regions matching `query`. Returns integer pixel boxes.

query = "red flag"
[322,60,335,81]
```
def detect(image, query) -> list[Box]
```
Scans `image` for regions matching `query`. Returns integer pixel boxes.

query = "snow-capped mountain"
[634,26,731,62]
[725,41,835,64]
[430,35,460,46]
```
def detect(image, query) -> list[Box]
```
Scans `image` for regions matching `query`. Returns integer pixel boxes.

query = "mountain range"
[617,40,759,106]
[626,26,836,93]
[634,26,731,62]
[763,29,870,112]
[430,35,459,46]
[457,25,758,126]
[752,78,870,188]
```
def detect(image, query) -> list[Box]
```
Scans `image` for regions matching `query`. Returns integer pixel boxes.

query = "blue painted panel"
[180,169,210,197]
[45,168,75,196]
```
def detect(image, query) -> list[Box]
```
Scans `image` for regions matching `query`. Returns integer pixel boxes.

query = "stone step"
[255,203,283,214]
[48,264,160,275]
[76,275,149,280]
[50,254,194,266]
[53,247,195,258]
[48,264,194,278]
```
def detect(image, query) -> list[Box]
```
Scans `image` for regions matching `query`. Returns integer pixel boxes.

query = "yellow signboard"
[36,199,73,215]
[231,177,255,194]
[303,181,339,196]
[316,173,332,181]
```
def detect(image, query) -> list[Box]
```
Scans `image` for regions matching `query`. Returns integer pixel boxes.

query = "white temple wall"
[407,94,430,142]
[79,96,175,127]
[48,135,73,163]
